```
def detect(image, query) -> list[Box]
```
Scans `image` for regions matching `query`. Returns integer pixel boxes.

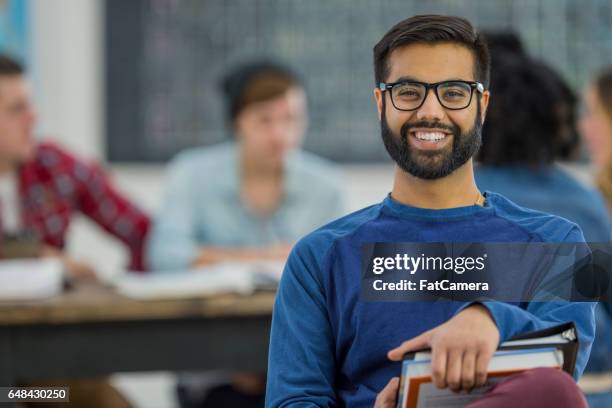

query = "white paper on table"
[114,260,286,300]
[0,259,64,300]
[247,260,286,285]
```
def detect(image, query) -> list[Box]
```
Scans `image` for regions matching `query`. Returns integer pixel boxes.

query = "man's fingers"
[461,351,477,391]
[446,349,463,392]
[431,345,447,389]
[388,331,432,361]
[474,351,490,387]
[374,377,400,408]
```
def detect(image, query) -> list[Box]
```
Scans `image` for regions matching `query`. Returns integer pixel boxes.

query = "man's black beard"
[380,101,482,180]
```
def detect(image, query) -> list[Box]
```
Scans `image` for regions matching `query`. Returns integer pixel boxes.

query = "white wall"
[31,0,103,160]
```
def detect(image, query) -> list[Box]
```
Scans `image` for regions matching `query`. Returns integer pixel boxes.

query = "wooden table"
[0,284,275,386]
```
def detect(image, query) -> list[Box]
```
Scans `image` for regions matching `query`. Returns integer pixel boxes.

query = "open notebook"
[114,260,285,300]
[396,322,578,408]
[0,259,64,300]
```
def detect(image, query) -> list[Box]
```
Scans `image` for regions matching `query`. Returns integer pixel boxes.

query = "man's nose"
[415,89,446,122]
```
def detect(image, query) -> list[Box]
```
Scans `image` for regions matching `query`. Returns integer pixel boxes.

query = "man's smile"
[409,129,453,151]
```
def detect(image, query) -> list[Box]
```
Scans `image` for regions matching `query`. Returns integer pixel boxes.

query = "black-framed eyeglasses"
[378,80,485,111]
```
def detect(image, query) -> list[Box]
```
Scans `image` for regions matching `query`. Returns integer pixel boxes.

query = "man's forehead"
[386,42,476,83]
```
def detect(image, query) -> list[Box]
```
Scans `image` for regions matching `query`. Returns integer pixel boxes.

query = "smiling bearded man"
[265,14,593,408]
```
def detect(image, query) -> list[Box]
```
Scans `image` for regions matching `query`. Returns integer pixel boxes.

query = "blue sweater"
[266,192,596,407]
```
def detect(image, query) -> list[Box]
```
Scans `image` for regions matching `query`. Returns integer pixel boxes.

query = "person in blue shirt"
[148,61,345,272]
[475,33,612,408]
[475,32,611,243]
[266,15,594,408]
[148,61,345,407]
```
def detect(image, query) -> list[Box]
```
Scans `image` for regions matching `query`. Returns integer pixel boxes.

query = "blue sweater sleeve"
[266,238,337,407]
[462,226,596,379]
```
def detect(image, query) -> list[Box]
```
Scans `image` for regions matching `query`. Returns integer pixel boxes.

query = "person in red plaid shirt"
[0,55,150,280]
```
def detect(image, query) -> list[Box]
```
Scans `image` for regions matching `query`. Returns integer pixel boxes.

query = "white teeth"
[414,131,446,141]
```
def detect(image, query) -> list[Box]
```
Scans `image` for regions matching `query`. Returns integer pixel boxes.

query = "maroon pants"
[467,367,587,408]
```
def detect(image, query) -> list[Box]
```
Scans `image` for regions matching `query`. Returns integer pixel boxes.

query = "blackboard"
[106,0,612,163]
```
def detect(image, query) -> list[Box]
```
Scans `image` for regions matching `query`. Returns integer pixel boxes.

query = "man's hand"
[374,377,399,408]
[388,304,499,392]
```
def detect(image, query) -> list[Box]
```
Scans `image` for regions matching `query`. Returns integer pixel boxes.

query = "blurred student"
[578,67,612,407]
[0,55,150,277]
[148,61,344,270]
[0,55,148,407]
[582,68,612,212]
[476,35,611,242]
[147,61,344,407]
[476,34,612,408]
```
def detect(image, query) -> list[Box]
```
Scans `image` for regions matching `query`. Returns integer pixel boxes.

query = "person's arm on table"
[266,240,337,407]
[70,155,150,271]
[191,243,292,267]
[27,145,149,277]
[147,159,202,271]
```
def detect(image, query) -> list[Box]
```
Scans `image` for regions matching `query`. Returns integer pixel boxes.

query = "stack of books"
[396,322,578,408]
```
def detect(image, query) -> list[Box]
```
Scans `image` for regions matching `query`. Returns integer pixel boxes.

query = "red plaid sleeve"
[20,143,151,271]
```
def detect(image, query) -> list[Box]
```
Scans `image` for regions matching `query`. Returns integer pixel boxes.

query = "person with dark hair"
[477,33,612,408]
[266,15,592,407]
[147,60,344,407]
[0,54,150,275]
[475,52,610,242]
[148,60,343,272]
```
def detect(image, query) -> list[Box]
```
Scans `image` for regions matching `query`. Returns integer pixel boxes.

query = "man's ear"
[374,88,383,121]
[479,90,490,124]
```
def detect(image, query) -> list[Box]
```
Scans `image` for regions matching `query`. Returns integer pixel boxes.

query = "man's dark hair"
[373,15,490,87]
[0,54,24,76]
[477,52,579,165]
